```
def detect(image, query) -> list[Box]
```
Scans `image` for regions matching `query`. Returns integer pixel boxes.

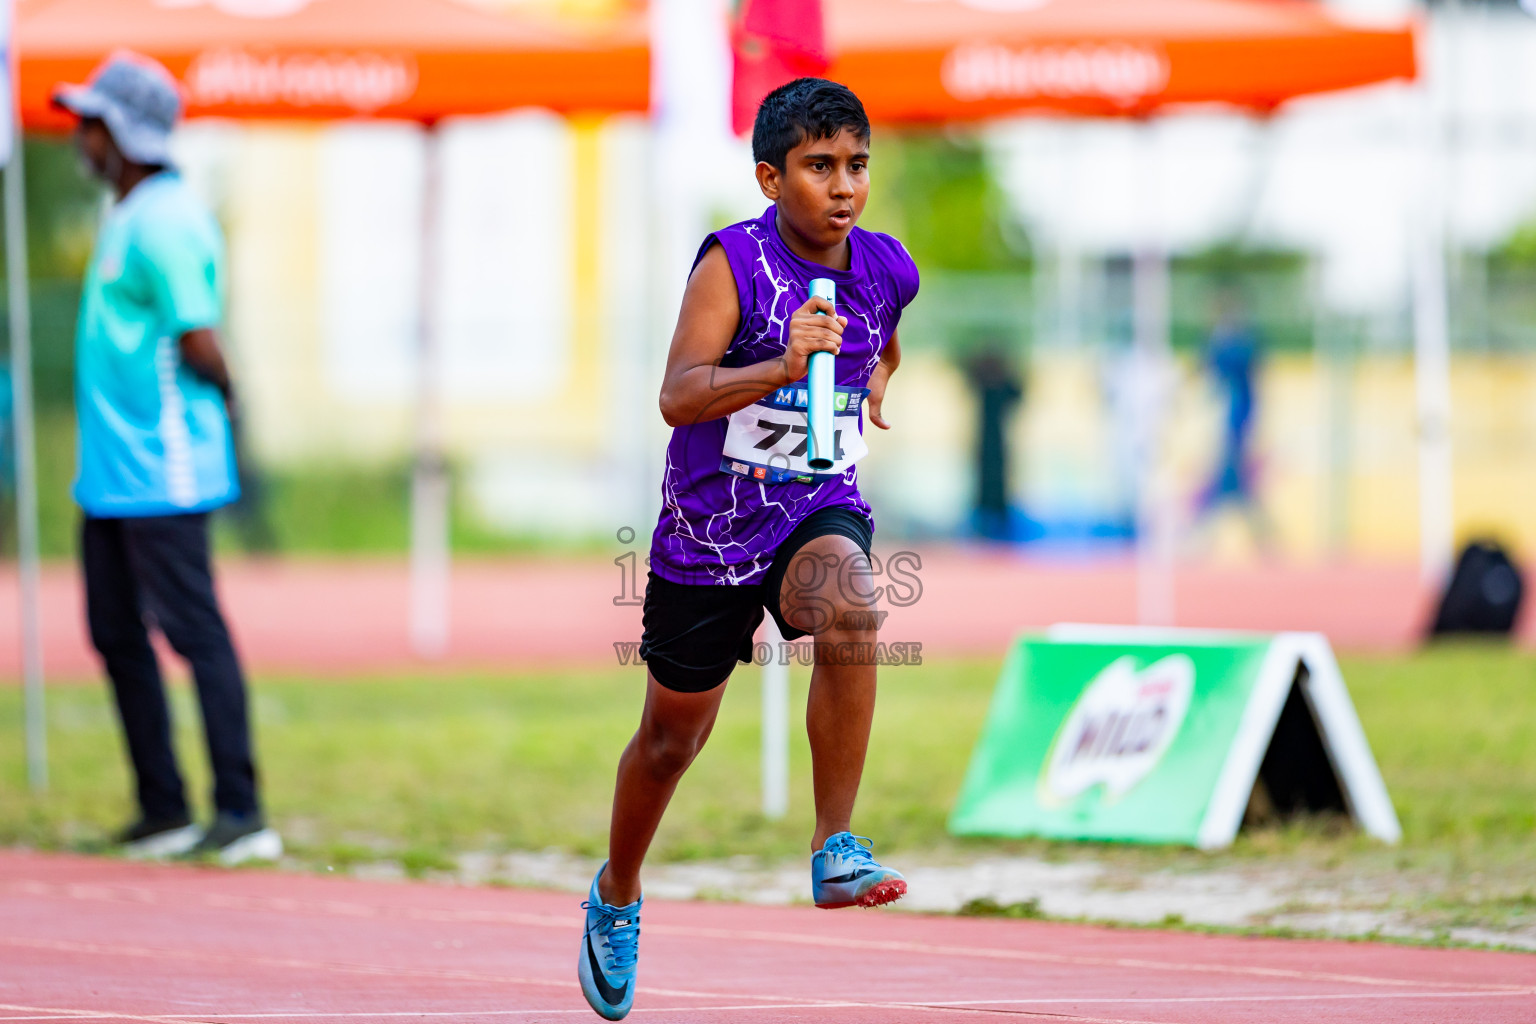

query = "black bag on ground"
[1429,540,1524,637]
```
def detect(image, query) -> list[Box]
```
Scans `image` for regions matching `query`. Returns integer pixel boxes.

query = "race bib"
[720,382,870,484]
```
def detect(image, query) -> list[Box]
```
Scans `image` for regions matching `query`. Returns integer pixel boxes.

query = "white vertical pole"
[1055,240,1081,351]
[601,121,652,532]
[1412,227,1453,587]
[1132,244,1174,627]
[1412,7,1455,588]
[1314,260,1352,558]
[6,124,45,791]
[760,618,789,820]
[410,124,449,659]
[1132,119,1174,627]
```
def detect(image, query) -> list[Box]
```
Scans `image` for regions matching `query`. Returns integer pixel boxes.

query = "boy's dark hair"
[752,78,870,171]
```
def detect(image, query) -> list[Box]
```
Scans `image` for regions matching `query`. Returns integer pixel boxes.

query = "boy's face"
[756,128,870,251]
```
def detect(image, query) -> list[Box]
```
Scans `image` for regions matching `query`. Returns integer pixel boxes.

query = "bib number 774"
[720,384,869,484]
[751,419,845,461]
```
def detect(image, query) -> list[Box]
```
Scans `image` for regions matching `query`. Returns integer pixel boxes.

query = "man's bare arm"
[179,327,234,407]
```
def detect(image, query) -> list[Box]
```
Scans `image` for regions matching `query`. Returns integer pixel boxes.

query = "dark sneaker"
[116,815,202,859]
[184,812,283,865]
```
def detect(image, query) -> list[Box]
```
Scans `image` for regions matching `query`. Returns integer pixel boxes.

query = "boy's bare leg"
[599,672,727,906]
[779,535,880,852]
[806,644,876,850]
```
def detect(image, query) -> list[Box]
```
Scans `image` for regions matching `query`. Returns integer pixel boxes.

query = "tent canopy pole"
[410,122,449,660]
[6,126,46,792]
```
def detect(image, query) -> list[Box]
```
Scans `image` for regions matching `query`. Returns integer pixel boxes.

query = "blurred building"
[175,113,658,537]
[160,2,1536,561]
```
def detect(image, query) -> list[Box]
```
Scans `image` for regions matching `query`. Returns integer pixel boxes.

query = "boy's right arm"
[658,244,846,428]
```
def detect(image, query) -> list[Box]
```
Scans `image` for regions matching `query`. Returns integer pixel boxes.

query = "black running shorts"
[639,505,874,693]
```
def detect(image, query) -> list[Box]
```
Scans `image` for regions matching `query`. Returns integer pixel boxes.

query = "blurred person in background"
[0,365,12,504]
[1193,285,1270,548]
[54,53,280,864]
[964,345,1023,541]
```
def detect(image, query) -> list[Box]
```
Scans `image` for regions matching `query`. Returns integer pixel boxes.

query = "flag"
[731,0,828,136]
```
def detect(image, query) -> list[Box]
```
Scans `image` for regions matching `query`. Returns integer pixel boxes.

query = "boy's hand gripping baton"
[807,278,836,471]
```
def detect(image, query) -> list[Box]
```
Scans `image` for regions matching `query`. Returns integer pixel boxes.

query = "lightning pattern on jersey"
[649,206,921,586]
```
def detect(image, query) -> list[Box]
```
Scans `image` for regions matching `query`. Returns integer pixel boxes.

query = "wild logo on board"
[1039,654,1193,806]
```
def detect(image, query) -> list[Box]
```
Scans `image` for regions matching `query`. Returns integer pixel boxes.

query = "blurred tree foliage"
[1491,219,1536,267]
[1484,219,1536,352]
[861,131,1034,364]
[2,136,102,409]
[1176,242,1306,279]
[0,138,99,557]
[1171,243,1312,353]
[18,135,101,279]
[865,131,1031,272]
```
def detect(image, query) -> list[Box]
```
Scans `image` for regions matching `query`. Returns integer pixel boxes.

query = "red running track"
[2,851,1533,1023]
[9,549,1529,681]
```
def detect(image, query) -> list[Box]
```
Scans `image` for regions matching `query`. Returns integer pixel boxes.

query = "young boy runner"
[578,78,920,1020]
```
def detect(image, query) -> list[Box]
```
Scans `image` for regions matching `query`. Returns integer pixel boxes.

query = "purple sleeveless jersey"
[649,205,921,585]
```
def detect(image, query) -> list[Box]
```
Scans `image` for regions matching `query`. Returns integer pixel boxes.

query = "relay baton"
[807,278,837,470]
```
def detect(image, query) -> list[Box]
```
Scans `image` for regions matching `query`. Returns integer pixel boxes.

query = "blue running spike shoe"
[811,832,907,909]
[578,863,641,1020]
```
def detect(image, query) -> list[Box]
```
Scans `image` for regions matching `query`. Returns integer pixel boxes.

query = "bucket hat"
[54,52,182,166]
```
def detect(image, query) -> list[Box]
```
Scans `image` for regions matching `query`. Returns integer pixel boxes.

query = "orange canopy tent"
[809,0,1417,122]
[733,0,1420,629]
[14,0,650,128]
[6,0,652,677]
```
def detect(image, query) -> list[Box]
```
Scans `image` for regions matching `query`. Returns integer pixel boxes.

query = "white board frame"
[1048,624,1402,850]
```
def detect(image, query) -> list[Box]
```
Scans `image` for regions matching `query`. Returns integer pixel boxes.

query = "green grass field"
[1,645,1533,938]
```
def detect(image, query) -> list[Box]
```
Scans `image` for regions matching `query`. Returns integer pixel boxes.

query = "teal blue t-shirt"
[74,172,239,517]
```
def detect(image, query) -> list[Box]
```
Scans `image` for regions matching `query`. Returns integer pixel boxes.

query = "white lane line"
[154,1009,856,1019]
[1,936,813,1008]
[9,877,1528,996]
[21,988,1530,1021]
[158,1009,1160,1024]
[926,988,1536,1006]
[0,1000,1158,1024]
[638,922,1536,995]
[0,937,583,994]
[1,940,1119,1021]
[0,1004,217,1024]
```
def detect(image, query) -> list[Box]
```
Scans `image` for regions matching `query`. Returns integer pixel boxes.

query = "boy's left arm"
[866,330,901,430]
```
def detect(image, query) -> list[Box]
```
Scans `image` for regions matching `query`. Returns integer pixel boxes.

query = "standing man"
[54,53,280,864]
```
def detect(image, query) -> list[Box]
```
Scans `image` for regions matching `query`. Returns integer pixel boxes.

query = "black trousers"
[82,513,260,821]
